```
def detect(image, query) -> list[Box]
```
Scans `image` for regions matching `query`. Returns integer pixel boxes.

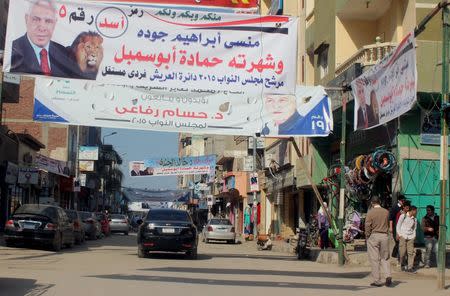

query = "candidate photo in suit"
[10,0,80,78]
[262,94,304,135]
[356,88,379,130]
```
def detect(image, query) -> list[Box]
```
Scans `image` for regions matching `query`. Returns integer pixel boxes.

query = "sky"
[102,127,178,190]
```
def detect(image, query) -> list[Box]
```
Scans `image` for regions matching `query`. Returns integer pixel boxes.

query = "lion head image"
[70,32,104,78]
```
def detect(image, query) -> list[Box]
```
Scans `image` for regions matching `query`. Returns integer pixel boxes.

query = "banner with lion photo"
[3,0,298,95]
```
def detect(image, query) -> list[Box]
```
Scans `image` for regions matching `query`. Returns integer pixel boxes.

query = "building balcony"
[336,0,392,21]
[335,40,397,76]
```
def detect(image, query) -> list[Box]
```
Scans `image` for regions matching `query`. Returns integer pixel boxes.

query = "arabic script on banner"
[3,0,297,94]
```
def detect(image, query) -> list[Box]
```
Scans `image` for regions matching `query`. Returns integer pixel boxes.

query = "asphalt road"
[0,233,448,296]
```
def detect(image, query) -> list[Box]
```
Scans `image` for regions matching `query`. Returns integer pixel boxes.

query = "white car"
[202,218,235,244]
[109,214,130,235]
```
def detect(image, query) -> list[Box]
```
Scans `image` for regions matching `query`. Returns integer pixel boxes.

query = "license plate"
[217,228,228,232]
[162,228,175,233]
[23,223,36,229]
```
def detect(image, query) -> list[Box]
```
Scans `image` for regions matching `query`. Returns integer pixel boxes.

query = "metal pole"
[438,5,449,290]
[338,93,347,266]
[253,136,257,237]
[75,125,80,210]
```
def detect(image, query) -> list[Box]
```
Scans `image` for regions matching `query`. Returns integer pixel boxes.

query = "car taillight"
[44,223,56,230]
[231,227,235,232]
[5,220,15,229]
[207,226,213,232]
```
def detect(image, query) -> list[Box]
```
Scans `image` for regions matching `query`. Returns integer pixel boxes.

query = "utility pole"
[252,135,258,237]
[438,4,449,290]
[338,92,347,266]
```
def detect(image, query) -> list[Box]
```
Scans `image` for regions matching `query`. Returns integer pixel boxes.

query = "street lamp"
[103,131,117,144]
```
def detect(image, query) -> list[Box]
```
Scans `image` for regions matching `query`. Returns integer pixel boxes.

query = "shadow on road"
[138,267,370,279]
[205,253,297,261]
[127,252,212,261]
[0,277,54,296]
[87,274,369,291]
[2,233,137,259]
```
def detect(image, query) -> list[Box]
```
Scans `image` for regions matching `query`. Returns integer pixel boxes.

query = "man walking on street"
[365,195,392,287]
[421,205,439,268]
[397,205,418,273]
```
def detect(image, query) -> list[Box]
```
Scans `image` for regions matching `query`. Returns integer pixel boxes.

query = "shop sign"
[35,153,70,177]
[250,172,259,192]
[80,174,87,186]
[18,167,39,185]
[243,156,254,171]
[79,146,99,160]
[79,160,95,172]
[248,137,265,149]
[4,161,19,184]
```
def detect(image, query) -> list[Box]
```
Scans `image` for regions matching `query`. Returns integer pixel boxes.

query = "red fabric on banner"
[95,0,258,8]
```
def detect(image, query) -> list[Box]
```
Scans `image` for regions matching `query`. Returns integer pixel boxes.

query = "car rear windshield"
[110,214,126,219]
[146,210,190,222]
[210,219,232,225]
[80,212,92,220]
[65,210,77,220]
[14,204,58,220]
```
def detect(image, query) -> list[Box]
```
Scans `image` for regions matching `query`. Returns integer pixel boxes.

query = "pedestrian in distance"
[397,205,418,273]
[421,205,439,268]
[365,195,392,287]
[318,202,330,249]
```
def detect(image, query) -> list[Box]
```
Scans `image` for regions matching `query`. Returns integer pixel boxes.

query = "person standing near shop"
[397,205,418,273]
[421,205,439,268]
[365,195,392,287]
[389,194,406,261]
[318,202,330,249]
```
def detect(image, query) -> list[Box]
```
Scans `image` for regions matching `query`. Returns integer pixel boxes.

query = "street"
[0,234,448,296]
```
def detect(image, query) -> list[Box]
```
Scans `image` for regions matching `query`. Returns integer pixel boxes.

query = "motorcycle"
[295,227,309,260]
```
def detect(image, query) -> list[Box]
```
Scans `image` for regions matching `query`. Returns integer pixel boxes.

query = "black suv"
[137,209,198,259]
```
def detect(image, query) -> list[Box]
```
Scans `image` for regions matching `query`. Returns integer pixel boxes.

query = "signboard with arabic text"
[129,155,216,177]
[33,78,333,137]
[79,146,99,160]
[3,0,297,95]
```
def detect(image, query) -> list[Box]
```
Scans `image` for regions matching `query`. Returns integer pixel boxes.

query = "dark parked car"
[95,212,111,236]
[4,204,75,251]
[65,209,85,244]
[137,209,198,259]
[79,211,102,240]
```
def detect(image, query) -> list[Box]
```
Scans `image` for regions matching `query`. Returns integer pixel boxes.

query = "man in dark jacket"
[422,205,439,268]
[10,0,79,78]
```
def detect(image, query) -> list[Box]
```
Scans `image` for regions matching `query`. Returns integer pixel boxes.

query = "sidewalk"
[238,237,450,278]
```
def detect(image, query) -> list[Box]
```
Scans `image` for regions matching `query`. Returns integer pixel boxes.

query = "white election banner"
[3,0,297,94]
[351,33,417,130]
[129,155,216,177]
[34,78,333,136]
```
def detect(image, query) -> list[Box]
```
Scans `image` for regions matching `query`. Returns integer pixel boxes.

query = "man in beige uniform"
[365,195,392,287]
